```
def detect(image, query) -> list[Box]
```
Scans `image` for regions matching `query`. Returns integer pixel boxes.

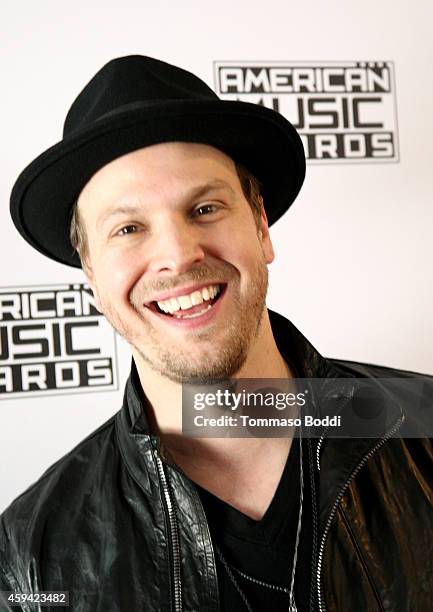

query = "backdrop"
[1,0,432,512]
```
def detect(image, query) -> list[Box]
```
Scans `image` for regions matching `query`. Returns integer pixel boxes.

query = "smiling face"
[77,142,275,383]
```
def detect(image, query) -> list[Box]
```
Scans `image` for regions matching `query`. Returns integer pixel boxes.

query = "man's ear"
[80,255,103,313]
[258,198,275,264]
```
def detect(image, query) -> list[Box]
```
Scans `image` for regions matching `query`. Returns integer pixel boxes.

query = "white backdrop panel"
[0,0,432,511]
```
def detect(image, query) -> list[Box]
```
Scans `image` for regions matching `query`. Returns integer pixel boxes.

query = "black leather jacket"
[1,310,432,611]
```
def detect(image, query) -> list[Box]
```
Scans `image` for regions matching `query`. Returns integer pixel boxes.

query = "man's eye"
[116,224,138,236]
[193,204,218,217]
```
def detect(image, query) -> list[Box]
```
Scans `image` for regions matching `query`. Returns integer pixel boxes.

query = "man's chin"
[134,343,248,385]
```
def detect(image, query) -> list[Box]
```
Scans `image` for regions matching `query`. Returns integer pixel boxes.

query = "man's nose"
[146,222,205,274]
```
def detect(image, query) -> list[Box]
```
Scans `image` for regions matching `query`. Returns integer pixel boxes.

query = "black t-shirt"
[196,436,317,612]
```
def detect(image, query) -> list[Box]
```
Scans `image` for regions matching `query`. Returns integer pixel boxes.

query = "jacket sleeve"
[0,521,30,612]
[0,563,27,612]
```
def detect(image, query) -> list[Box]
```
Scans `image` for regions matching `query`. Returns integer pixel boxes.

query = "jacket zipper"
[316,433,325,472]
[154,449,183,612]
[316,388,354,472]
[307,439,319,612]
[316,415,405,612]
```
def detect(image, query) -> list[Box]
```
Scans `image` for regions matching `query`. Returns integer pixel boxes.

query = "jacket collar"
[267,309,339,378]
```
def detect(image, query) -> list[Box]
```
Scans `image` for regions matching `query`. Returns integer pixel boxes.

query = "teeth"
[174,304,212,319]
[170,298,179,313]
[190,291,203,306]
[156,284,221,314]
[178,295,192,310]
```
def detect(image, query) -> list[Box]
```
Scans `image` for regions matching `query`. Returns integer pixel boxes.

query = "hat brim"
[10,99,305,268]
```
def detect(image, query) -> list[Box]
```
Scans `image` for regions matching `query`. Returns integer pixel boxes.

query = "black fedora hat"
[10,55,306,268]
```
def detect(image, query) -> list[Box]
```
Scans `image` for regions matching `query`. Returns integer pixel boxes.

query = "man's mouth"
[146,283,226,319]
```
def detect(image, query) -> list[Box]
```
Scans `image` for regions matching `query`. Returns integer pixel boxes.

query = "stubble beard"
[99,258,269,384]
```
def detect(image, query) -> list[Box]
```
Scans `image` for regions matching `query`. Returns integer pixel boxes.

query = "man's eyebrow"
[96,179,235,230]
[96,205,143,231]
[186,179,235,201]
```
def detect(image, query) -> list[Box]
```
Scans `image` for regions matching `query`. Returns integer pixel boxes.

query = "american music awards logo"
[214,61,399,163]
[0,283,118,398]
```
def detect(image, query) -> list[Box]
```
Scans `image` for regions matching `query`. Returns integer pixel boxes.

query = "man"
[1,55,432,612]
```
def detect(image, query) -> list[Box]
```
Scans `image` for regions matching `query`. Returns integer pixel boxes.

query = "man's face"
[78,142,275,383]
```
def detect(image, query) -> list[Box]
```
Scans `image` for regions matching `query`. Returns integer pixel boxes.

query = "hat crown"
[64,55,218,136]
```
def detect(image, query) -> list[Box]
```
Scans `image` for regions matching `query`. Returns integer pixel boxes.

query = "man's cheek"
[99,268,138,303]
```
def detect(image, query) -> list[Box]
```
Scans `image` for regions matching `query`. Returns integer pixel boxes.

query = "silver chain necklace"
[215,431,304,612]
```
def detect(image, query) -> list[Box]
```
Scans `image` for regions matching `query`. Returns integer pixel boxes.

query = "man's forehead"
[77,142,238,208]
